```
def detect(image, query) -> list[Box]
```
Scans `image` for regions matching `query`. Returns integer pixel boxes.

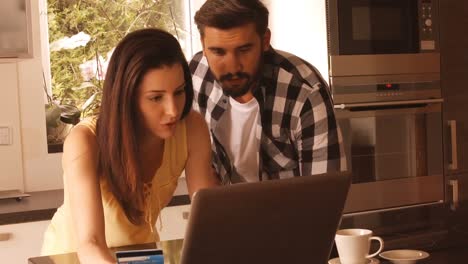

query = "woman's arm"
[184,110,220,198]
[62,125,115,264]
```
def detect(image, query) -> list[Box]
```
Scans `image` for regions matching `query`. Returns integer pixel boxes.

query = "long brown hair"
[96,28,193,225]
[194,0,269,37]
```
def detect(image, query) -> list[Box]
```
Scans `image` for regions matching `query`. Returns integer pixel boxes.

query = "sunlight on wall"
[264,0,329,83]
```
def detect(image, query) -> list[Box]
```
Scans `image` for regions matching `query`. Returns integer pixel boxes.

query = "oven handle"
[334,98,444,109]
[448,120,458,171]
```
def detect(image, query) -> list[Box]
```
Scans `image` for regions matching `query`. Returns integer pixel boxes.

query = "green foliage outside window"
[47,0,187,118]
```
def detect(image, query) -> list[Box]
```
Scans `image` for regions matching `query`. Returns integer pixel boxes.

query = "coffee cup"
[334,228,384,264]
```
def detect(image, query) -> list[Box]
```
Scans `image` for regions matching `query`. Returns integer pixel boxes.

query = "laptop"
[180,171,351,264]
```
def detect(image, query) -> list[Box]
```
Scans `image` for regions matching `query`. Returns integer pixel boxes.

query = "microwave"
[326,0,440,77]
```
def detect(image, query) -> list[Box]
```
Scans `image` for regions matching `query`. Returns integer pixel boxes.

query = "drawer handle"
[448,120,458,170]
[449,179,459,211]
[182,211,190,220]
[0,232,12,241]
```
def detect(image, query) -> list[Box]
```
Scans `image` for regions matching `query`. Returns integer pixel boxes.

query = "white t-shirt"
[217,97,260,182]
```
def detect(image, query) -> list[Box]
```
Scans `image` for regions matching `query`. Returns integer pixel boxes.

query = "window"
[44,0,194,151]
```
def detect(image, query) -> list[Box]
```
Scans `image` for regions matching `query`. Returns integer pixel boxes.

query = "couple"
[41,0,346,263]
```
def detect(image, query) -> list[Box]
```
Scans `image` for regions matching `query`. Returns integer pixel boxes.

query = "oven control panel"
[331,77,442,104]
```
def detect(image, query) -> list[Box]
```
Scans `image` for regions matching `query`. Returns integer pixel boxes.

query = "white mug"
[335,228,384,264]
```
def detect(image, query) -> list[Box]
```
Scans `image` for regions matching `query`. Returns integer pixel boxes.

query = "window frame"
[40,0,200,153]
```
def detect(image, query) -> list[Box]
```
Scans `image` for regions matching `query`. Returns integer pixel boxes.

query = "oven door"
[336,99,444,213]
[336,0,419,55]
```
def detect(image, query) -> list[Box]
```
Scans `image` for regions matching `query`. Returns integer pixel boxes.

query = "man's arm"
[189,52,231,183]
[293,82,346,175]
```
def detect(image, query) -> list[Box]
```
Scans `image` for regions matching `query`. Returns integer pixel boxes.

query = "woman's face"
[137,63,186,141]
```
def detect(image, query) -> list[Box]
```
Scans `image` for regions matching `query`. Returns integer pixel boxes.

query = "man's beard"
[217,53,263,98]
[219,72,254,98]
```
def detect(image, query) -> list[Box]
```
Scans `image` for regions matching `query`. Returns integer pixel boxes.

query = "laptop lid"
[180,171,351,264]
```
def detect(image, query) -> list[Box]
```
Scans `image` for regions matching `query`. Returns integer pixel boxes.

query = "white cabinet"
[157,205,191,241]
[0,220,50,263]
[0,0,33,58]
[0,63,25,192]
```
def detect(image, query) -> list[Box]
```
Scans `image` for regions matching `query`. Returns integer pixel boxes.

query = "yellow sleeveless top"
[41,118,187,255]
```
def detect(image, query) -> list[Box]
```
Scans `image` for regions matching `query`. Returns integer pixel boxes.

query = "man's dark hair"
[194,0,269,37]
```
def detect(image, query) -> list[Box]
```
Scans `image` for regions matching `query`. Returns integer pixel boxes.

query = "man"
[190,0,346,184]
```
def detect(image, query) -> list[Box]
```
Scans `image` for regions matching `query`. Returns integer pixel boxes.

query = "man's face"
[201,23,270,100]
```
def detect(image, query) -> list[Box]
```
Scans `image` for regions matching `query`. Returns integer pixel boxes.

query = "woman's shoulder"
[63,118,99,157]
[184,110,207,130]
[183,110,210,149]
[75,116,98,135]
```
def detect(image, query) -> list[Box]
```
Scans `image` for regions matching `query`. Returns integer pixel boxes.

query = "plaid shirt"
[189,47,346,184]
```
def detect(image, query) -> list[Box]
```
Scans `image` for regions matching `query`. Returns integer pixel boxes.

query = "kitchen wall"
[0,0,329,192]
[265,1,329,82]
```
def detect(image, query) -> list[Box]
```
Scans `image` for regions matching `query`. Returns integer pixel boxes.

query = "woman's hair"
[96,28,193,225]
[194,0,269,37]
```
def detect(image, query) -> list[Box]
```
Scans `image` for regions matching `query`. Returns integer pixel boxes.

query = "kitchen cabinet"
[440,0,468,174]
[440,0,468,246]
[157,204,191,241]
[0,220,50,263]
[0,63,25,192]
[0,0,33,58]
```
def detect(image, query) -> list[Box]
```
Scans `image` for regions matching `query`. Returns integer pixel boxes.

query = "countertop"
[27,240,468,264]
[0,177,190,225]
[0,189,63,225]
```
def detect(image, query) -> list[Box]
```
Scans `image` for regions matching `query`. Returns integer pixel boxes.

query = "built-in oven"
[333,74,444,213]
[337,98,444,213]
[325,0,448,248]
[326,0,440,77]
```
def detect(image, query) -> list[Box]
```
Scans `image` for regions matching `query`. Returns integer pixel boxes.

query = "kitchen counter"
[0,190,62,225]
[27,241,468,264]
[423,246,468,264]
[28,241,167,264]
[0,178,190,225]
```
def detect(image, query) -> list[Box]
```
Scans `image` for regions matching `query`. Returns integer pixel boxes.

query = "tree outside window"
[45,0,190,147]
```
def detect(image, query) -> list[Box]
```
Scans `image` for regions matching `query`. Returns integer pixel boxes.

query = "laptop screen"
[116,249,164,264]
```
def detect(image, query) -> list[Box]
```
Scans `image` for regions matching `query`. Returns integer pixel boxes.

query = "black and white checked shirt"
[189,47,346,184]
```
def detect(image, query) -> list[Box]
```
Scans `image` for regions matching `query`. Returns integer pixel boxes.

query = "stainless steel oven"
[333,74,444,213]
[337,98,444,213]
[326,0,444,215]
[326,0,440,77]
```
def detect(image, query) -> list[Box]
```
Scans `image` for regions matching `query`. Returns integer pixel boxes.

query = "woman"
[41,28,219,263]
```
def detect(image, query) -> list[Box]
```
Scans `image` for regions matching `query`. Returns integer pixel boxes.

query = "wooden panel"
[440,1,468,247]
[440,0,468,173]
[446,173,468,246]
